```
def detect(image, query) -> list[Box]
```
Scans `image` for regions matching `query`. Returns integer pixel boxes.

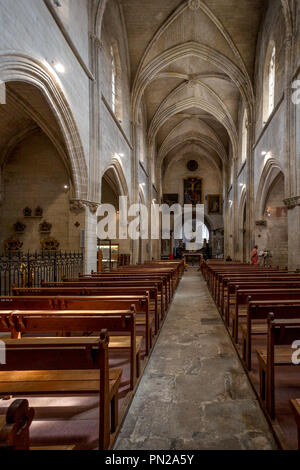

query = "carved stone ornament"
[255,220,267,226]
[188,0,201,11]
[40,237,59,251]
[14,221,26,233]
[4,237,23,251]
[39,220,52,233]
[284,196,300,210]
[23,207,32,217]
[35,206,43,217]
[70,199,99,215]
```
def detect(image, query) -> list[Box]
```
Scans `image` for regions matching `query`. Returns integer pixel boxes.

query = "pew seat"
[0,368,122,396]
[257,346,294,366]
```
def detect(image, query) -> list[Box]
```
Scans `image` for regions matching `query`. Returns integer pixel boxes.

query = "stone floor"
[115,268,277,450]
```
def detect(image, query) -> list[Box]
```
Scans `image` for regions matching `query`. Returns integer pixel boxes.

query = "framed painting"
[183,178,203,205]
[208,195,222,214]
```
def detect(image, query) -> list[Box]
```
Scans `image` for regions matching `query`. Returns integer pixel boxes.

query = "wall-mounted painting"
[163,194,179,206]
[208,195,222,214]
[183,178,202,205]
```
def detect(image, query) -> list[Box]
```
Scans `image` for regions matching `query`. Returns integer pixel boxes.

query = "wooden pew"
[290,399,300,450]
[225,280,300,326]
[2,309,138,390]
[218,271,292,312]
[12,286,160,330]
[0,399,34,450]
[242,301,300,370]
[0,329,121,450]
[256,313,300,419]
[41,280,167,317]
[232,290,300,343]
[79,273,172,302]
[0,294,151,358]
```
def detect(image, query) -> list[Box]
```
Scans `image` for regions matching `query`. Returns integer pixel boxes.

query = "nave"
[115,269,276,451]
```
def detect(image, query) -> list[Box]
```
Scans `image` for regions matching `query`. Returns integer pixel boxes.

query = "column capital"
[284,196,300,209]
[70,199,100,215]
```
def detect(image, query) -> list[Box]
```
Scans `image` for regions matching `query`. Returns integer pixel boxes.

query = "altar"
[183,252,202,266]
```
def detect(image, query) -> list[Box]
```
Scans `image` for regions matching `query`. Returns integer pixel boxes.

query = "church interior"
[0,0,299,452]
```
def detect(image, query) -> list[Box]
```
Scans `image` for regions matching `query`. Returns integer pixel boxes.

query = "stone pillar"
[70,200,99,274]
[284,197,300,271]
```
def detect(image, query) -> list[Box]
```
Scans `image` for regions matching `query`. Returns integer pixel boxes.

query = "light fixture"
[119,153,124,157]
[261,151,267,156]
[54,63,65,74]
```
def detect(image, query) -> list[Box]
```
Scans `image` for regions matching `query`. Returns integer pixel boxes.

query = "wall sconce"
[63,185,69,193]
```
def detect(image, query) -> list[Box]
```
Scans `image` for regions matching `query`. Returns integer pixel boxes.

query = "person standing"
[251,245,259,265]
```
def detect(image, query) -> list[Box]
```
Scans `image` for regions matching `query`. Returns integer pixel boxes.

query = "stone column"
[284,197,300,271]
[70,200,99,273]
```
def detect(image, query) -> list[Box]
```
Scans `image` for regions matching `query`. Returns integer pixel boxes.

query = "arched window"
[268,46,276,116]
[111,46,116,114]
[263,43,276,125]
[241,109,248,164]
[110,44,123,123]
[138,109,145,164]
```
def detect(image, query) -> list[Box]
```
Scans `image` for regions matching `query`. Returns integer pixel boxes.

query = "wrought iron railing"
[0,252,84,295]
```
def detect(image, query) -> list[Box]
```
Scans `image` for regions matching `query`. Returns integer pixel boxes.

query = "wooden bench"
[218,271,293,314]
[290,399,300,450]
[83,273,172,304]
[0,329,121,449]
[1,309,139,390]
[256,314,300,419]
[225,280,300,326]
[41,280,167,319]
[233,290,300,344]
[12,286,160,331]
[0,399,34,450]
[241,301,300,370]
[0,294,151,358]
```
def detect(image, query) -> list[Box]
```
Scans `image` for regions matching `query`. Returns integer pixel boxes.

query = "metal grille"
[0,252,84,295]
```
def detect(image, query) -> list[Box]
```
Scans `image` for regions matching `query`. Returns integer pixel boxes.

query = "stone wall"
[0,130,83,252]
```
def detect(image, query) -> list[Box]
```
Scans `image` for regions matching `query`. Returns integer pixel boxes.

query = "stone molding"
[284,196,300,210]
[188,0,201,11]
[70,200,100,215]
[255,220,267,226]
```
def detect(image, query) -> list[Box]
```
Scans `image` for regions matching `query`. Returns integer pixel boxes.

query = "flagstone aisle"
[115,268,277,450]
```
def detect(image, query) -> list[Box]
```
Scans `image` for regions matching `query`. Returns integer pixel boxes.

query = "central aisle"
[115,269,277,450]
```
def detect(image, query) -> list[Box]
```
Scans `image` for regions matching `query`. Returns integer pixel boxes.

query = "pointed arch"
[255,158,284,220]
[0,53,88,200]
[103,156,130,200]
